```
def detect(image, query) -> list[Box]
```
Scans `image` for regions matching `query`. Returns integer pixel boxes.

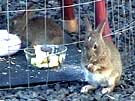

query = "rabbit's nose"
[89,57,97,64]
[90,56,95,62]
[90,57,93,61]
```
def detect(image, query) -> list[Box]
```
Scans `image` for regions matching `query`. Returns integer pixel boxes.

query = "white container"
[0,30,21,56]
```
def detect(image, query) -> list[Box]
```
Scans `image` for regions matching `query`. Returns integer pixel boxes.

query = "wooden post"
[60,0,78,33]
[95,0,112,40]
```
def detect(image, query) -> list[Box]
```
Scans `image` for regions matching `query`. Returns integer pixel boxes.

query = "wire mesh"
[0,0,135,90]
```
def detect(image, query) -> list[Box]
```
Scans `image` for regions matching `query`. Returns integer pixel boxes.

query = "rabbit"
[10,3,63,47]
[81,17,122,94]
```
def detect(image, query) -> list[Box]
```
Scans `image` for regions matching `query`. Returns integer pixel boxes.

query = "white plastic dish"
[0,30,21,56]
[24,45,67,69]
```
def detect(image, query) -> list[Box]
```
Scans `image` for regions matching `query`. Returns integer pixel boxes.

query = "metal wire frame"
[0,0,134,89]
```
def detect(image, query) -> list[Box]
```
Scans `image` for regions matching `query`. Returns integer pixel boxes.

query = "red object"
[59,0,78,33]
[61,0,75,20]
[95,0,112,40]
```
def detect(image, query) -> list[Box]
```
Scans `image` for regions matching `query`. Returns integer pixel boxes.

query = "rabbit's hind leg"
[81,85,96,93]
[101,72,119,94]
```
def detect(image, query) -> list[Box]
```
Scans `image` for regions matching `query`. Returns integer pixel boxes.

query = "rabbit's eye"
[93,42,97,50]
[94,44,97,49]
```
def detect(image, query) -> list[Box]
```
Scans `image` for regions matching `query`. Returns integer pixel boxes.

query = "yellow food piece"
[31,54,64,68]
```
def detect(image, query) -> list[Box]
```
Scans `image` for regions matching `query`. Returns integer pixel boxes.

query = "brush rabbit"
[81,17,122,94]
[10,3,63,46]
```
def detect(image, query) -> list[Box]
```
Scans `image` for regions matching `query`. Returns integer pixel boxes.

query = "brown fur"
[81,17,122,94]
[10,3,63,46]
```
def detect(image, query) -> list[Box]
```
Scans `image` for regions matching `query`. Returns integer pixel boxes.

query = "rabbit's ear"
[13,3,37,20]
[26,3,38,19]
[84,16,93,33]
[96,20,106,37]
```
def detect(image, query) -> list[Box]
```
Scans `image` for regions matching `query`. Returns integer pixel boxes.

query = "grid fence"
[0,0,135,90]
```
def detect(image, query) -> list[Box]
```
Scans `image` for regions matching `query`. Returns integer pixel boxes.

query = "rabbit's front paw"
[101,87,112,94]
[81,85,96,93]
[88,64,101,72]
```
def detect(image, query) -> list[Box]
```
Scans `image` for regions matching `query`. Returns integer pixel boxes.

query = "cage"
[0,0,135,100]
